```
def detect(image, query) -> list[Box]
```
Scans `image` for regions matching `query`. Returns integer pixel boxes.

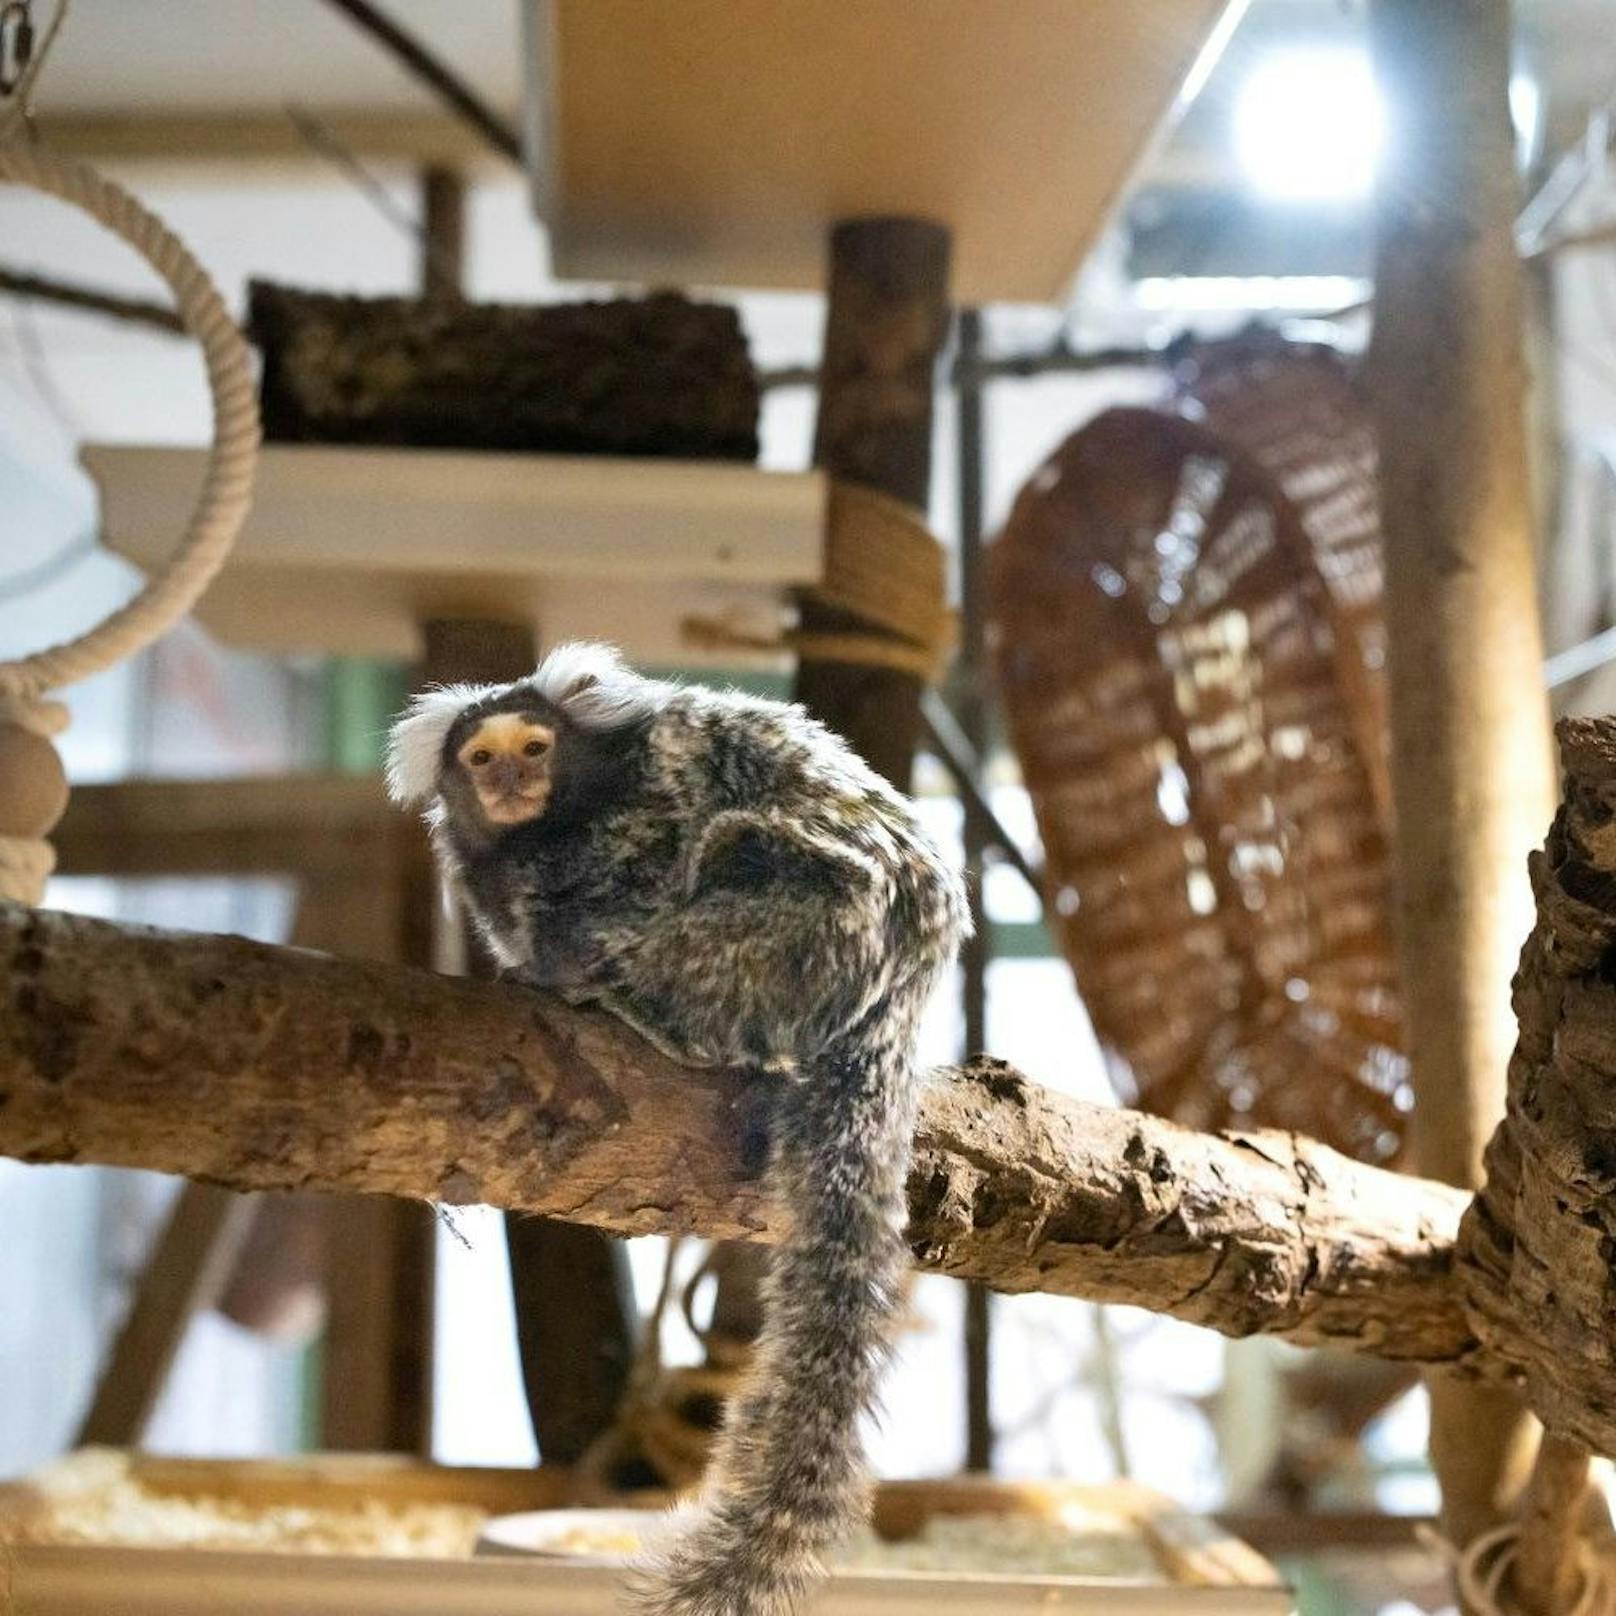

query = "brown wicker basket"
[988,348,1407,1161]
[1175,335,1391,819]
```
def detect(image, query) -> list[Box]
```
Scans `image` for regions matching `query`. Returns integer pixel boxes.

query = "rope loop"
[0,49,259,905]
[0,141,260,701]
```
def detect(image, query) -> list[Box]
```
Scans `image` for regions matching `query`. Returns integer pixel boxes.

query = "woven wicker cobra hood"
[988,341,1408,1162]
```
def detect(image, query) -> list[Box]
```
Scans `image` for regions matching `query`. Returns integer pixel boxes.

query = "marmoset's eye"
[524,739,548,757]
[470,749,491,766]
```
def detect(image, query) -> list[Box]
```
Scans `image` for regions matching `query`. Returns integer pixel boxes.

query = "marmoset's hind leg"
[599,816,892,1073]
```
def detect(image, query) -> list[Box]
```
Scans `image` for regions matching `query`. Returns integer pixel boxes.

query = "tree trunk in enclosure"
[1367,0,1557,1559]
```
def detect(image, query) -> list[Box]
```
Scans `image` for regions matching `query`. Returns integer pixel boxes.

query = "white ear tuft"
[386,684,497,805]
[530,642,663,730]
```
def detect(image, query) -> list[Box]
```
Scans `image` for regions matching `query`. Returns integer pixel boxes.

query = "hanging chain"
[0,2,33,98]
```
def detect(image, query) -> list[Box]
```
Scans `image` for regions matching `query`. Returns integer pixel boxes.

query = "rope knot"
[0,692,68,904]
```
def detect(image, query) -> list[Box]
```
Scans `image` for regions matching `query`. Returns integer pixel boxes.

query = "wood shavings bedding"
[6,1454,1165,1579]
[495,1508,1166,1580]
[4,1455,487,1558]
[839,1511,1166,1581]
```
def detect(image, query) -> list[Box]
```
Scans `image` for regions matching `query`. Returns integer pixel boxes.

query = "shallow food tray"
[0,1454,1294,1615]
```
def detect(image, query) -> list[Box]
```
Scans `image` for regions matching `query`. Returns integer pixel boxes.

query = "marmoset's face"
[454,710,555,826]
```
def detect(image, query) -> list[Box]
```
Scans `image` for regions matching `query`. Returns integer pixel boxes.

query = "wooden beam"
[52,775,394,878]
[1367,0,1556,1555]
[75,1185,259,1447]
[35,111,506,172]
[317,0,523,166]
[0,902,1480,1372]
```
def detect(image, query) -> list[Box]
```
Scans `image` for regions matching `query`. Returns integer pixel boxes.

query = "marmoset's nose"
[487,757,524,794]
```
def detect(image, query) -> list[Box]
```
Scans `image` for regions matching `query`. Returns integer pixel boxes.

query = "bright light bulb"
[1234,47,1385,202]
[1510,72,1542,166]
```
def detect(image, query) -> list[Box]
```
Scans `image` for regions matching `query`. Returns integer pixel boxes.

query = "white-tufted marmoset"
[387,642,968,1616]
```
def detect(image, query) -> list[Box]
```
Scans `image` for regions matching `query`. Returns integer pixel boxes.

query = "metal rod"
[760,339,1178,394]
[0,266,183,334]
[919,694,1043,898]
[317,0,523,166]
[956,306,994,1474]
[1545,622,1616,689]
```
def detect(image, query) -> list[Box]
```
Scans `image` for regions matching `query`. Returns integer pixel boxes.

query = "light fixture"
[1234,44,1543,203]
[1234,46,1385,203]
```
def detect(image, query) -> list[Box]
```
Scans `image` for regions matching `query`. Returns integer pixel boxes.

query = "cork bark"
[0,901,1477,1367]
[249,282,759,461]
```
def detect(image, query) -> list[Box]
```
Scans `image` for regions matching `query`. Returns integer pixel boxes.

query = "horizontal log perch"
[248,281,760,460]
[0,902,1478,1366]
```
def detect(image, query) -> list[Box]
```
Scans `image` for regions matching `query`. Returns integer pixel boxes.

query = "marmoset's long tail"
[627,1014,920,1616]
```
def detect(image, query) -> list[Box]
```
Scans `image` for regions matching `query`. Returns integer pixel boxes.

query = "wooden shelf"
[525,0,1238,300]
[84,444,825,665]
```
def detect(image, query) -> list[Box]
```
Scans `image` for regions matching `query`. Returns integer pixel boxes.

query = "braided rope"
[1419,1522,1616,1616]
[0,137,260,901]
[0,144,259,696]
[681,480,954,681]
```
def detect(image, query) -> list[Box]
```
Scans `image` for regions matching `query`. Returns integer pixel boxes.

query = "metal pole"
[956,306,993,1473]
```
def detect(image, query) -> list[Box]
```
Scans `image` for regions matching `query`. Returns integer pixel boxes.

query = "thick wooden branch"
[1458,719,1616,1460]
[0,901,1476,1366]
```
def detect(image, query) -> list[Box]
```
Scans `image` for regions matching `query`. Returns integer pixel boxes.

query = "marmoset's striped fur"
[387,643,967,1616]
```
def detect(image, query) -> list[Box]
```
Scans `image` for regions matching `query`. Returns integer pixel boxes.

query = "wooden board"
[52,776,394,878]
[527,0,1241,299]
[0,1551,1296,1616]
[84,445,824,664]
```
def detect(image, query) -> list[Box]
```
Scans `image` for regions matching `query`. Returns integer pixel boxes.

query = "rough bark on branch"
[1458,719,1616,1460]
[0,902,1476,1365]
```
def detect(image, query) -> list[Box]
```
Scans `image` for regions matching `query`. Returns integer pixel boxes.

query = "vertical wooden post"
[798,216,952,789]
[419,165,466,301]
[320,1193,438,1451]
[319,779,442,1452]
[1367,0,1555,1556]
